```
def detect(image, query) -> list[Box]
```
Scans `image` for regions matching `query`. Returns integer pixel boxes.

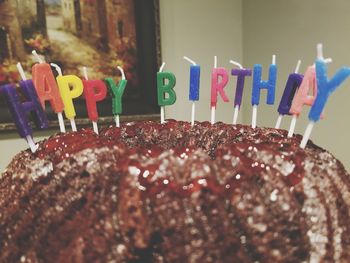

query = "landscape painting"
[0,0,160,129]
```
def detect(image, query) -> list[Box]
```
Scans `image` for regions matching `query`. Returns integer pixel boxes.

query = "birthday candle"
[287,66,317,137]
[0,81,48,152]
[300,44,350,148]
[31,50,66,133]
[105,66,127,127]
[157,62,176,124]
[184,56,200,126]
[54,68,84,131]
[211,56,229,124]
[82,67,107,134]
[251,55,277,128]
[230,60,252,125]
[275,60,303,129]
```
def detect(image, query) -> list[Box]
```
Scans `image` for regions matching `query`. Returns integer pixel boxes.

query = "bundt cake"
[0,120,349,262]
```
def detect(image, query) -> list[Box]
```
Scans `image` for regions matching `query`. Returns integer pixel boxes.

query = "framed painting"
[0,0,161,131]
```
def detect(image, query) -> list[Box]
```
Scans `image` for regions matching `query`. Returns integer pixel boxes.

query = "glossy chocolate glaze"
[0,120,349,262]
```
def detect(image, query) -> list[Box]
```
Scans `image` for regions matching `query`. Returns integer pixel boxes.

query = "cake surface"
[0,120,349,263]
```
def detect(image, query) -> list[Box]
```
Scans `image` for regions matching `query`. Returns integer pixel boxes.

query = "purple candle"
[277,73,303,115]
[0,80,48,138]
[231,68,252,108]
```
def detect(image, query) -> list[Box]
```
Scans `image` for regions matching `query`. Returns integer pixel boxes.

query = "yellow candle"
[56,75,84,120]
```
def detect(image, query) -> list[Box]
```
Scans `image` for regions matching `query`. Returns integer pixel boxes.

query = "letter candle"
[157,62,177,124]
[82,67,107,134]
[287,57,332,137]
[31,50,66,133]
[300,44,350,148]
[275,60,303,129]
[210,56,229,124]
[230,60,252,125]
[184,56,200,126]
[104,66,127,127]
[51,63,84,131]
[0,63,48,152]
[251,55,277,128]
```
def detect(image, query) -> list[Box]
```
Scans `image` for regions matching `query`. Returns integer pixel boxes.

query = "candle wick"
[50,63,63,76]
[317,43,324,60]
[272,54,276,65]
[32,50,44,63]
[294,59,301,74]
[229,60,243,69]
[117,66,126,80]
[83,66,89,80]
[183,56,197,66]
[159,62,166,73]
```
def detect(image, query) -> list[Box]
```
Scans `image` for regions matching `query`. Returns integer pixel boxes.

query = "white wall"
[242,0,350,170]
[159,0,243,123]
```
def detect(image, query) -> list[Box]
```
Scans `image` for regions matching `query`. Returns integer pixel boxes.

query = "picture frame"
[0,0,161,131]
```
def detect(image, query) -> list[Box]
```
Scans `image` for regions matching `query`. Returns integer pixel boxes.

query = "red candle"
[83,80,107,122]
[32,63,64,113]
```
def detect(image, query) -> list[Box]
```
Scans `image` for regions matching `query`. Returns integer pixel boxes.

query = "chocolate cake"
[1,120,349,262]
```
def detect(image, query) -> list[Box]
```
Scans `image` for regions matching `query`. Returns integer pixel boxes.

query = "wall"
[159,0,243,123]
[242,0,350,170]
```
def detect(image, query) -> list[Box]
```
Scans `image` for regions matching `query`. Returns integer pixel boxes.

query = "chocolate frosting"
[0,120,349,262]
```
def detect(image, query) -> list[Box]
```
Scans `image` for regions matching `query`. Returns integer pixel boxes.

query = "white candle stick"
[232,105,239,125]
[275,59,302,129]
[83,66,89,80]
[229,59,244,125]
[287,115,297,137]
[92,121,98,134]
[251,105,258,128]
[70,119,77,132]
[32,50,44,63]
[16,62,27,80]
[159,62,166,124]
[26,135,38,153]
[275,115,282,129]
[183,56,197,126]
[115,115,120,127]
[17,62,39,152]
[300,121,315,148]
[50,63,68,133]
[211,56,217,125]
[115,66,126,128]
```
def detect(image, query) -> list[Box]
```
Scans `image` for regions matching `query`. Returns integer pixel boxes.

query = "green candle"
[105,78,127,115]
[157,72,176,106]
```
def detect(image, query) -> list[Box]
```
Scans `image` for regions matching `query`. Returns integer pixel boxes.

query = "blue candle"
[251,63,277,105]
[0,80,48,138]
[189,65,200,101]
[277,73,303,115]
[231,68,252,107]
[309,60,350,122]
